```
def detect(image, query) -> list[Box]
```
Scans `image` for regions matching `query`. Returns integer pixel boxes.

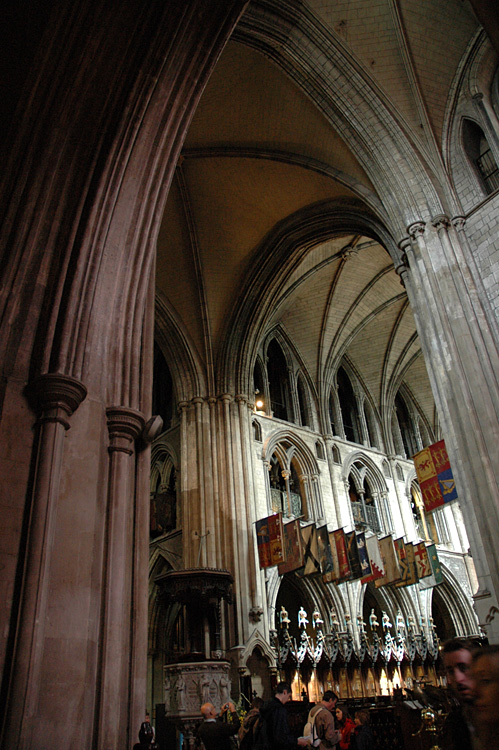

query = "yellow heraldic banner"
[413,439,458,513]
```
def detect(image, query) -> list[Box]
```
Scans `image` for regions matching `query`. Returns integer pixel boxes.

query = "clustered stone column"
[3,374,86,748]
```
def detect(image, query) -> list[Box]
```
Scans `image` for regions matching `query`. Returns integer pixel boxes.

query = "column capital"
[219,393,233,404]
[451,215,466,231]
[431,214,451,232]
[106,406,145,455]
[29,373,87,429]
[407,221,426,240]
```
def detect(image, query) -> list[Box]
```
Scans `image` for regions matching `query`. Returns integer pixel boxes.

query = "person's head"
[201,702,217,719]
[472,646,499,728]
[335,704,350,724]
[251,697,264,711]
[354,709,370,727]
[322,690,338,711]
[441,638,475,704]
[275,682,293,704]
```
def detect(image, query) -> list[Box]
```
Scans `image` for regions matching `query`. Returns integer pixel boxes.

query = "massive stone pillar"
[0,1,248,747]
[397,216,499,639]
[180,394,261,652]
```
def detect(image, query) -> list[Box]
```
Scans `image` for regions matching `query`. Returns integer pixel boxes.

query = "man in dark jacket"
[256,682,309,750]
[197,700,239,750]
[441,638,476,750]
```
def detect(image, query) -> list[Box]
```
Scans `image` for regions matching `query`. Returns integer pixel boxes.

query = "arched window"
[253,357,266,413]
[315,441,325,460]
[252,420,262,442]
[394,393,418,458]
[269,455,286,514]
[349,469,382,534]
[337,366,361,443]
[267,339,291,421]
[153,342,173,431]
[364,400,379,449]
[332,444,341,464]
[297,375,311,427]
[268,454,303,518]
[150,460,177,538]
[329,390,337,434]
[288,460,304,518]
[462,118,499,195]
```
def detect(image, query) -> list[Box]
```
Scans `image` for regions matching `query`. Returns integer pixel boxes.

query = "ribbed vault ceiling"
[155,0,480,433]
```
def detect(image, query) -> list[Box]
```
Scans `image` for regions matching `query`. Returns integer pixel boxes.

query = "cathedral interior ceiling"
[155,1,483,428]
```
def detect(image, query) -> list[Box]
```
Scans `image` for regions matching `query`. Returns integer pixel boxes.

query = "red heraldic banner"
[333,528,351,580]
[255,514,285,568]
[413,439,458,512]
[414,541,432,578]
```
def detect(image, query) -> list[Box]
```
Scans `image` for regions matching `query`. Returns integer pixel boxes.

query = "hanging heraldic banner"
[361,534,384,584]
[317,525,336,578]
[419,543,444,589]
[278,519,304,575]
[414,541,432,579]
[356,532,372,581]
[333,528,352,581]
[255,514,285,568]
[345,531,363,580]
[323,531,340,584]
[413,439,458,512]
[301,523,321,577]
[375,535,402,587]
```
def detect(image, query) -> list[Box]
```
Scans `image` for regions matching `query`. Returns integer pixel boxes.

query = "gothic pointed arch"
[155,292,207,402]
[219,199,403,397]
[432,564,481,637]
[234,2,443,228]
[262,428,323,520]
[343,452,389,534]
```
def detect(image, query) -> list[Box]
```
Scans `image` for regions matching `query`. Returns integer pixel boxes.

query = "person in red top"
[335,705,355,750]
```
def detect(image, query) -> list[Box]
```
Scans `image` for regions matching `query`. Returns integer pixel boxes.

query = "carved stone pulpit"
[155,568,234,747]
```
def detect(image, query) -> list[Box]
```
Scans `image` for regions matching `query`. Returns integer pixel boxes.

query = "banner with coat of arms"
[413,439,458,513]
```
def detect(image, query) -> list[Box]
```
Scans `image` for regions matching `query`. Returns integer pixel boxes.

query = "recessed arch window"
[337,366,361,443]
[153,342,173,431]
[462,118,499,195]
[364,399,379,449]
[268,454,304,518]
[267,339,291,421]
[253,357,266,412]
[252,420,262,442]
[394,393,418,458]
[150,456,177,538]
[348,470,382,534]
[297,374,311,427]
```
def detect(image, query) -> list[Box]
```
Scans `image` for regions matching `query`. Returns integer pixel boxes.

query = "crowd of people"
[135,639,499,750]
[195,682,374,750]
